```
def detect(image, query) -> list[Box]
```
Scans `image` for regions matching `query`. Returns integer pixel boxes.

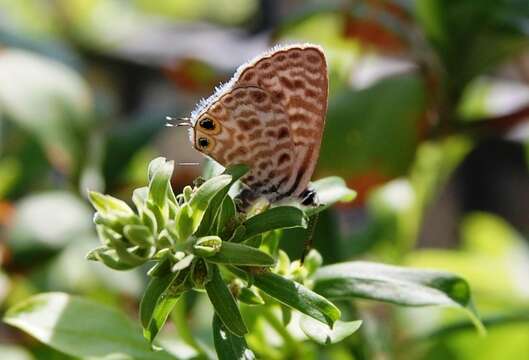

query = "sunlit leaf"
[313,261,484,333]
[148,158,174,209]
[300,315,362,345]
[196,164,248,236]
[0,344,34,360]
[212,315,255,360]
[3,293,176,359]
[189,174,233,233]
[140,272,188,342]
[205,265,248,336]
[253,271,340,327]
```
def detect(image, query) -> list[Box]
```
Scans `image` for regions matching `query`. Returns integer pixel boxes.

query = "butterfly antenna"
[178,162,200,166]
[165,116,192,127]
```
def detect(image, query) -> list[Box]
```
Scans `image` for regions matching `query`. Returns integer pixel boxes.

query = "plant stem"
[261,306,298,356]
[170,298,208,357]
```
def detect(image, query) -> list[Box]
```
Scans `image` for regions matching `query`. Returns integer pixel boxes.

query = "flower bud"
[193,236,222,257]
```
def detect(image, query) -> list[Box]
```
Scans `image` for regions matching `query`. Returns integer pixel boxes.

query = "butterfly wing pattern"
[189,44,328,206]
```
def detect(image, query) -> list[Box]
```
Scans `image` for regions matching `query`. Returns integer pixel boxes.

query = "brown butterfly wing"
[235,45,328,199]
[193,86,296,200]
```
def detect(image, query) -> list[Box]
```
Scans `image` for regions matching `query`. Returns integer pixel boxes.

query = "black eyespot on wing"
[198,137,209,148]
[199,118,215,130]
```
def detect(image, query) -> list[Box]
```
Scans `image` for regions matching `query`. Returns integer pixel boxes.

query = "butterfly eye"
[199,118,215,131]
[198,137,210,149]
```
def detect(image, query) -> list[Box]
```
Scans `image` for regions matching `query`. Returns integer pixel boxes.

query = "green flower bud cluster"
[87,158,249,284]
[86,157,355,343]
[87,158,191,270]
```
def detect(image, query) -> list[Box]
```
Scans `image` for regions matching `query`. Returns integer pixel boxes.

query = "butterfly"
[186,44,328,208]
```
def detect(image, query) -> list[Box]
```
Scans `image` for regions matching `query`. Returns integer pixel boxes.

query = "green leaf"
[140,271,190,342]
[3,292,176,359]
[147,254,172,277]
[141,206,158,235]
[300,315,362,345]
[97,227,150,268]
[189,174,233,234]
[306,177,356,216]
[190,258,210,288]
[89,191,135,218]
[208,242,275,266]
[86,247,137,271]
[148,157,168,181]
[174,204,193,241]
[238,207,307,242]
[216,196,237,235]
[196,165,248,236]
[280,305,292,326]
[148,158,174,209]
[124,224,154,247]
[132,187,149,211]
[205,265,248,336]
[0,344,34,360]
[313,261,484,334]
[147,199,166,230]
[303,249,323,277]
[213,315,255,360]
[172,254,195,272]
[253,271,340,327]
[237,287,265,306]
[319,74,426,182]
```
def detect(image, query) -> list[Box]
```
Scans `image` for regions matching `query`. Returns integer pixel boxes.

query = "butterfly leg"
[235,188,259,213]
[300,188,318,206]
[299,188,320,263]
[301,211,319,263]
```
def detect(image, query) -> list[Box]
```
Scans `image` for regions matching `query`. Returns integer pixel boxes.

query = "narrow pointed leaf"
[216,196,236,235]
[189,174,233,233]
[132,187,148,211]
[300,315,362,345]
[87,247,136,270]
[196,165,248,236]
[238,287,265,306]
[148,158,173,208]
[213,315,255,360]
[148,157,168,181]
[172,254,195,272]
[174,204,193,241]
[88,191,135,217]
[140,272,189,342]
[253,271,340,326]
[238,207,307,242]
[208,242,275,266]
[205,265,248,336]
[313,261,484,333]
[123,224,154,247]
[3,293,175,359]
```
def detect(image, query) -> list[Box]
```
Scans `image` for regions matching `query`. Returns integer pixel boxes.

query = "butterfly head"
[191,114,223,156]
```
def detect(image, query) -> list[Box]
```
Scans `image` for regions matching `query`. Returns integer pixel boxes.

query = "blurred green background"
[1,0,529,359]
